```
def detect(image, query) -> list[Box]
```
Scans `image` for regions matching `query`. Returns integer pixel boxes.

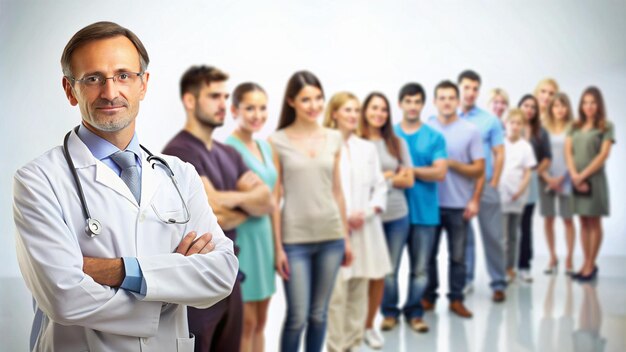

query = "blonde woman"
[534,78,559,118]
[488,88,510,121]
[540,93,576,275]
[324,92,390,352]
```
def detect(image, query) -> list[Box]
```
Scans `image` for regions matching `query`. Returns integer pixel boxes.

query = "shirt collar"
[459,106,480,117]
[77,123,142,162]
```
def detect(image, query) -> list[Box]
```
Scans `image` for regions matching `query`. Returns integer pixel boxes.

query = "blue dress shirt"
[76,124,145,294]
[459,106,504,182]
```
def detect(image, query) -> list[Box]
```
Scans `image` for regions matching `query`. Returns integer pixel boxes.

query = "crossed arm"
[201,171,274,230]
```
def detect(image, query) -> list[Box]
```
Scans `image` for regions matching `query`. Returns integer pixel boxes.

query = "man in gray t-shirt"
[423,81,484,319]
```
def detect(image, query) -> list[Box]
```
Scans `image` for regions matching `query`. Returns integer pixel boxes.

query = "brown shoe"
[449,300,473,318]
[421,298,435,311]
[409,318,429,333]
[492,290,506,303]
[380,317,398,331]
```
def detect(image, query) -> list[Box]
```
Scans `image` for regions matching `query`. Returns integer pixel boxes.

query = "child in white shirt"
[500,109,537,282]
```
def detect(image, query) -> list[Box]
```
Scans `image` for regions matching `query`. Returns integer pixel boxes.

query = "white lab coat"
[339,135,391,280]
[13,130,239,352]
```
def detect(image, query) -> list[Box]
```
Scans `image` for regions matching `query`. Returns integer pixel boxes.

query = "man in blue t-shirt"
[424,81,484,319]
[458,70,507,303]
[383,83,447,333]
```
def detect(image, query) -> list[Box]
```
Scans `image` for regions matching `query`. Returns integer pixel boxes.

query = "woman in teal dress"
[226,82,277,352]
[565,86,615,281]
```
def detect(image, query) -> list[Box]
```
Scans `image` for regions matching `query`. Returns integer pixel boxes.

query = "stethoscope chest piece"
[85,218,102,238]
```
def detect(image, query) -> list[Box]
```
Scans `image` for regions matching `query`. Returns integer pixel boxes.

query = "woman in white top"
[540,92,576,275]
[323,92,390,352]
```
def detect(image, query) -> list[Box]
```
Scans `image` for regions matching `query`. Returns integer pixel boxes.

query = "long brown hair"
[276,71,324,130]
[360,92,402,162]
[517,94,541,138]
[575,86,608,132]
[544,92,573,132]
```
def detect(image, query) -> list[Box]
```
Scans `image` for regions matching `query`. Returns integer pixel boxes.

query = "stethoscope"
[62,126,191,238]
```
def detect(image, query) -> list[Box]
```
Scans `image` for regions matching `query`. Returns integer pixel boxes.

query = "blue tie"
[111,151,141,204]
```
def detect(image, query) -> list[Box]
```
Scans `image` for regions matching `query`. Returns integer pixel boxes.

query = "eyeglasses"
[68,72,144,87]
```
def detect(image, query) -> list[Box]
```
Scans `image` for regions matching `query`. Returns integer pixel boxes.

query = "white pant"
[326,273,368,352]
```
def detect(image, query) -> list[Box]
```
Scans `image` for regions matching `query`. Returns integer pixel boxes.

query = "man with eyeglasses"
[13,21,238,352]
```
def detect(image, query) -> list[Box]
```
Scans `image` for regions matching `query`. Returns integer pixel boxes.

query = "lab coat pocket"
[176,334,195,352]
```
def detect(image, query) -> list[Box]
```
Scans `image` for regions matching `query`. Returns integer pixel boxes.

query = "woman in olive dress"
[565,86,615,281]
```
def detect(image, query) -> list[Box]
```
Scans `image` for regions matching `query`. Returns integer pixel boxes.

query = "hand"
[348,211,365,231]
[571,173,584,187]
[546,176,561,191]
[383,170,395,179]
[275,248,290,280]
[575,182,590,193]
[463,199,480,220]
[511,191,522,201]
[82,257,124,287]
[342,240,353,267]
[237,171,263,191]
[489,179,499,189]
[175,231,215,256]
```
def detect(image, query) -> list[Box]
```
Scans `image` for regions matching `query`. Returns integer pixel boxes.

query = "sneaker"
[380,317,398,331]
[449,300,473,318]
[506,268,516,283]
[364,328,384,349]
[409,318,429,333]
[519,270,533,283]
[463,282,474,295]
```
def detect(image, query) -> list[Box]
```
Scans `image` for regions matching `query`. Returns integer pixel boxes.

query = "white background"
[1,1,625,351]
[1,1,624,284]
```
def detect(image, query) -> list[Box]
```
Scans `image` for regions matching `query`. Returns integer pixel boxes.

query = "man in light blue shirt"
[423,80,484,319]
[458,70,507,302]
[76,124,146,294]
[385,83,448,332]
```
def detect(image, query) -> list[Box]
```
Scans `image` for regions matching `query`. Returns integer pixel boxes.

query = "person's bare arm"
[513,168,532,200]
[268,139,290,280]
[576,140,613,183]
[463,159,486,220]
[413,159,447,182]
[489,145,504,188]
[200,176,248,229]
[448,158,485,179]
[332,149,352,267]
[202,171,273,217]
[389,167,415,189]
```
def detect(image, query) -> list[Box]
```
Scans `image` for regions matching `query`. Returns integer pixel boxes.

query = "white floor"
[2,256,625,352]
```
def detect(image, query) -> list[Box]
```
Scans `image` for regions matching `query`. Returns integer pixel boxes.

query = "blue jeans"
[382,221,435,320]
[425,208,468,302]
[280,239,345,352]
